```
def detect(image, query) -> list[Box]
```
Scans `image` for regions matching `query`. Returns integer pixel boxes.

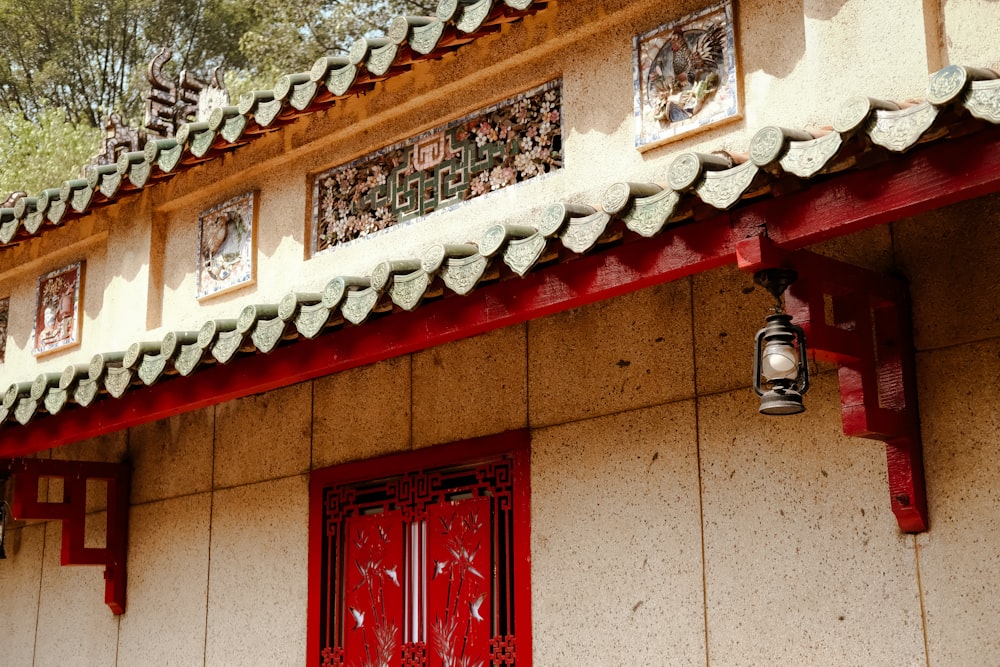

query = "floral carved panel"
[311,81,562,254]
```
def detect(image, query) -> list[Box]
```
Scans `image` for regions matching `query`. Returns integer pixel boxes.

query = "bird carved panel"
[343,511,406,667]
[196,191,257,300]
[426,497,492,667]
[633,0,741,149]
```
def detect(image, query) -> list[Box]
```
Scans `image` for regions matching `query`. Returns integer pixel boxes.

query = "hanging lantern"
[752,268,810,415]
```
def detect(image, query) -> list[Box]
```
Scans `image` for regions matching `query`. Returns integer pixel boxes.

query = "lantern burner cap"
[758,387,806,415]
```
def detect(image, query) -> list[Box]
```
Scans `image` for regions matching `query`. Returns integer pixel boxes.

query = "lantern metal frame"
[752,268,810,415]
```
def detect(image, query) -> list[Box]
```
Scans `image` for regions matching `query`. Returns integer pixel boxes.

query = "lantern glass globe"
[762,342,798,380]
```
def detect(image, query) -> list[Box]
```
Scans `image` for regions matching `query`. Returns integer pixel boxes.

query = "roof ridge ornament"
[144,47,230,139]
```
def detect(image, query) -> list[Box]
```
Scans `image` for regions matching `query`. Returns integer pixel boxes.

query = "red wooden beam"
[2,127,1000,456]
[734,124,1000,247]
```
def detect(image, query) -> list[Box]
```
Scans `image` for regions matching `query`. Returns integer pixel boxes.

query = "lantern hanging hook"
[753,267,797,314]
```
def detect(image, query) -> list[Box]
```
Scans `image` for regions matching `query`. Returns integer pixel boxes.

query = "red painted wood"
[509,429,532,665]
[3,128,1000,460]
[343,511,405,667]
[307,431,530,667]
[735,125,1000,248]
[426,497,491,667]
[738,237,928,533]
[2,458,130,613]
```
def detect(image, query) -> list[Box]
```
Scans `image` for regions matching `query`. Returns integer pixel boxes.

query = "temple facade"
[1,1,999,665]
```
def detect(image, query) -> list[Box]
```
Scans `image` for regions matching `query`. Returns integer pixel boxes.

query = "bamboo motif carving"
[315,449,525,667]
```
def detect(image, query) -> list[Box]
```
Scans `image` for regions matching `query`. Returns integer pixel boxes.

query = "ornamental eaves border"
[1,64,999,448]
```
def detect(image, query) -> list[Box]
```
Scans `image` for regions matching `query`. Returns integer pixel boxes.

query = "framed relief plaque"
[634,0,740,149]
[197,191,257,299]
[33,261,84,356]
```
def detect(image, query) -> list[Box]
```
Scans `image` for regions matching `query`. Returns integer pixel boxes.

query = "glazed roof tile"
[0,0,550,245]
[0,11,999,438]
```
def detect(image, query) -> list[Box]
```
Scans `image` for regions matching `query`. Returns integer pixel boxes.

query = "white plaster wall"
[942,0,1000,71]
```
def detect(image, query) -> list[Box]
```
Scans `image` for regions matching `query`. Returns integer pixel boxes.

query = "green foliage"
[239,0,434,82]
[0,0,433,126]
[0,0,259,127]
[0,0,433,199]
[0,107,100,197]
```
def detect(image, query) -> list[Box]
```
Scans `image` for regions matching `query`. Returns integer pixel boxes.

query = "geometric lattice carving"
[145,47,228,139]
[312,81,562,253]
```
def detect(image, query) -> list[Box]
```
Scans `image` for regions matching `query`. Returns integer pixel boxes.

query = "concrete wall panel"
[914,339,1000,666]
[531,401,706,667]
[412,325,527,447]
[129,407,215,504]
[894,194,1000,352]
[214,382,311,488]
[312,356,412,469]
[117,494,212,667]
[528,281,694,426]
[699,373,926,667]
[0,523,45,666]
[693,264,772,396]
[205,475,309,667]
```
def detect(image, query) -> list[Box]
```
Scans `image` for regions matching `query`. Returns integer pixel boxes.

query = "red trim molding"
[2,127,1000,457]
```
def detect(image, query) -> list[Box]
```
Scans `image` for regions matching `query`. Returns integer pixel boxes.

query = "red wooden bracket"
[737,235,928,533]
[1,458,130,614]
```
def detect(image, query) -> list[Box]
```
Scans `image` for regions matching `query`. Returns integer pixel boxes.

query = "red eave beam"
[2,127,1000,457]
[736,124,1000,248]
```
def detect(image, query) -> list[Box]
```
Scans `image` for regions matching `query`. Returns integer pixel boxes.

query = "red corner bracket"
[1,458,130,614]
[738,236,928,533]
